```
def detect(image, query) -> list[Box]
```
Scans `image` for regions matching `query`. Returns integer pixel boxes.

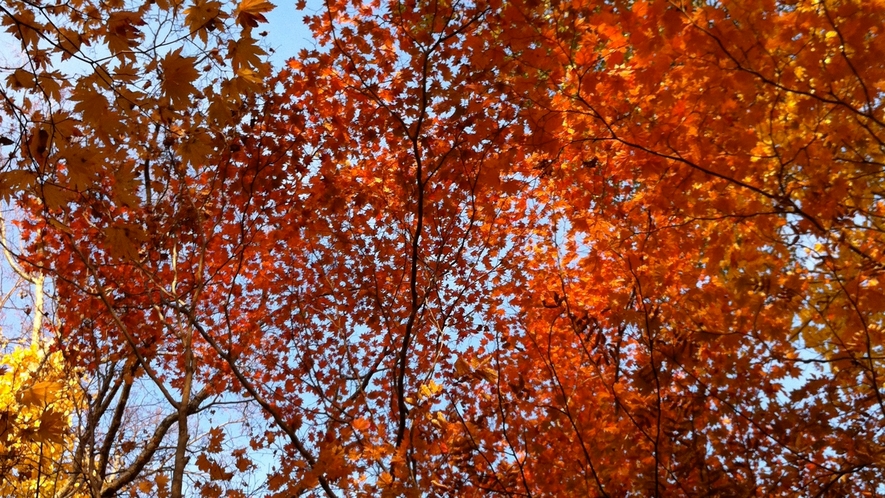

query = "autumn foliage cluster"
[1,0,884,495]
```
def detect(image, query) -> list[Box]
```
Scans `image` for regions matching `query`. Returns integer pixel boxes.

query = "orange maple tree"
[1,0,884,495]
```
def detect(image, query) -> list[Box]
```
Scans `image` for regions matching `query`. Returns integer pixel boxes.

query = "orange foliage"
[2,0,885,496]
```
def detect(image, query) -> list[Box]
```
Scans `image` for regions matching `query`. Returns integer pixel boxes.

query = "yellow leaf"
[156,0,185,10]
[48,218,73,234]
[112,162,142,207]
[2,8,40,48]
[419,380,442,399]
[177,127,215,166]
[236,67,264,86]
[34,409,66,444]
[16,381,62,407]
[38,72,63,101]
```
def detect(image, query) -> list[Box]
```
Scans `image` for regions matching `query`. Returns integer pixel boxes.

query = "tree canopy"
[1,0,884,495]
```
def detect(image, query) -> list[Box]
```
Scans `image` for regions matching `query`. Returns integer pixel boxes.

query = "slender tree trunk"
[171,327,194,498]
[31,272,44,346]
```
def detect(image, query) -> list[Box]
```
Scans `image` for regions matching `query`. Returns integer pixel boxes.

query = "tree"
[1,0,884,496]
[0,343,84,497]
[1,0,272,494]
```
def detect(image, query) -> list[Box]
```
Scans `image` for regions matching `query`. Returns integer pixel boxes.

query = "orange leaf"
[235,0,275,28]
[352,417,370,432]
[160,49,199,107]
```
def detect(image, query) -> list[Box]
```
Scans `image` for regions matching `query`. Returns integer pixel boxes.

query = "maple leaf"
[0,170,36,200]
[160,49,200,107]
[3,0,885,496]
[352,417,370,432]
[228,36,267,74]
[7,68,36,90]
[2,8,41,48]
[156,473,170,495]
[137,480,153,494]
[184,0,225,43]
[234,454,252,472]
[453,357,472,377]
[42,184,77,211]
[56,28,84,60]
[177,127,215,166]
[16,381,61,407]
[207,426,225,453]
[34,409,67,445]
[0,346,79,494]
[235,0,276,29]
[104,224,146,260]
[37,72,63,101]
[196,453,234,481]
[106,11,145,57]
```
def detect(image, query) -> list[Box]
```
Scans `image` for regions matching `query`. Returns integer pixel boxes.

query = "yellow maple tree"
[0,344,85,497]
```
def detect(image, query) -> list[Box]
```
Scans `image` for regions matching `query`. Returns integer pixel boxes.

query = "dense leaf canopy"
[1,0,884,495]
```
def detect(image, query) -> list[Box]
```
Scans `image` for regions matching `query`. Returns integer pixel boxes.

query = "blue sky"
[262,0,320,69]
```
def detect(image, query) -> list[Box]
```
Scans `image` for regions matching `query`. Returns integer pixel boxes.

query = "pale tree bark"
[0,212,44,346]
